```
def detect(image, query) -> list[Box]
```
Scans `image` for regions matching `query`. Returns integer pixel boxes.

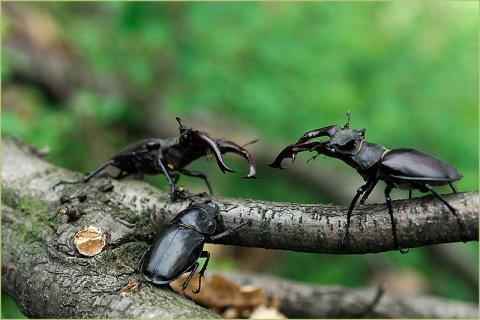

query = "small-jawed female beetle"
[135,201,244,298]
[269,110,464,253]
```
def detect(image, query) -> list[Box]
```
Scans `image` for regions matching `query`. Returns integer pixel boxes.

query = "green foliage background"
[2,2,478,318]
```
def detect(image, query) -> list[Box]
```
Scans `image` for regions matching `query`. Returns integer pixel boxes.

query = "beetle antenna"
[172,187,209,203]
[220,204,239,213]
[345,110,351,128]
[176,116,193,132]
[175,116,183,127]
[176,117,188,136]
[242,139,259,148]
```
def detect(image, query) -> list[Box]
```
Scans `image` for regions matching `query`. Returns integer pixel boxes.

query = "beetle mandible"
[268,110,464,253]
[53,117,257,198]
[135,201,246,298]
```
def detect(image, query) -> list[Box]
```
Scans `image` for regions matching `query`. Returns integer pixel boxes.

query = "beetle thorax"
[349,141,387,175]
[326,128,386,176]
[164,132,211,169]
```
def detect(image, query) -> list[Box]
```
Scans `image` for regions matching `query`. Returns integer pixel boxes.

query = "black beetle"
[53,117,257,198]
[269,110,464,253]
[135,201,245,298]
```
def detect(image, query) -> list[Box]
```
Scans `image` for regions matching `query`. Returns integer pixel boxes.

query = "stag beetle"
[135,201,245,298]
[269,110,464,253]
[53,117,257,197]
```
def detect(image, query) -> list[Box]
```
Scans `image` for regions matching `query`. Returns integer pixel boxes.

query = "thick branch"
[1,138,220,318]
[2,137,478,318]
[4,137,478,254]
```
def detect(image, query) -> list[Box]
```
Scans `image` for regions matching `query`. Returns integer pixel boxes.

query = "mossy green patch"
[1,188,19,208]
[16,216,47,249]
[19,197,50,219]
[2,188,58,231]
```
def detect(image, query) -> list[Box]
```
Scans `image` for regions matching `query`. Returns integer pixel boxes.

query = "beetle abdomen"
[379,148,462,190]
[110,139,163,175]
[141,225,205,285]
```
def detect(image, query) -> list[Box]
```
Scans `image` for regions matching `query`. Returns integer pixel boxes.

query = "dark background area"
[2,2,478,318]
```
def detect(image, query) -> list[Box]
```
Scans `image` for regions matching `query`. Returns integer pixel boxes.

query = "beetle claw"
[269,140,326,170]
[216,139,258,178]
[295,125,340,144]
[306,154,320,163]
[193,131,237,174]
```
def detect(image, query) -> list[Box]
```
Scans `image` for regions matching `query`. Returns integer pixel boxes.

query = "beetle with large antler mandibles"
[53,117,257,198]
[269,110,464,254]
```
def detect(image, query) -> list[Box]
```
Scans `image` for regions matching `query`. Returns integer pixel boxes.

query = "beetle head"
[325,127,366,156]
[176,117,195,142]
[323,110,365,156]
[173,201,219,235]
[269,110,368,169]
[192,201,220,218]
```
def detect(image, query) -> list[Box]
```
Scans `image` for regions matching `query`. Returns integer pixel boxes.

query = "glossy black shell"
[379,148,462,191]
[138,203,219,285]
[140,224,205,285]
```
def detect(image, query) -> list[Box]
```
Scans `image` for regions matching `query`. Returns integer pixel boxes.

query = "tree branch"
[2,137,478,318]
[213,271,479,318]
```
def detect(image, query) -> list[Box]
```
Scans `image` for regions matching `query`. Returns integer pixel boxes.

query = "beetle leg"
[209,222,248,242]
[170,172,180,184]
[192,251,211,294]
[342,185,365,249]
[156,159,181,198]
[268,140,326,169]
[216,139,258,178]
[384,185,409,254]
[178,169,214,195]
[359,180,378,205]
[84,161,117,182]
[52,161,114,190]
[341,179,377,250]
[52,180,81,190]
[449,183,459,193]
[130,149,178,197]
[180,262,200,300]
[425,183,466,238]
[193,131,237,174]
[295,125,340,144]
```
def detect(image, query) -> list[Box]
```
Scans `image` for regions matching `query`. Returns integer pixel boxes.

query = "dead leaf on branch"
[171,273,286,318]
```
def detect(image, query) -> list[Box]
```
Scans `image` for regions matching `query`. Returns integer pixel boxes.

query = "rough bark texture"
[2,137,479,318]
[216,271,479,319]
[2,138,220,318]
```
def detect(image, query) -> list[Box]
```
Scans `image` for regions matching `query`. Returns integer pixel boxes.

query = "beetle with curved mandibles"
[53,117,257,199]
[269,110,464,253]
